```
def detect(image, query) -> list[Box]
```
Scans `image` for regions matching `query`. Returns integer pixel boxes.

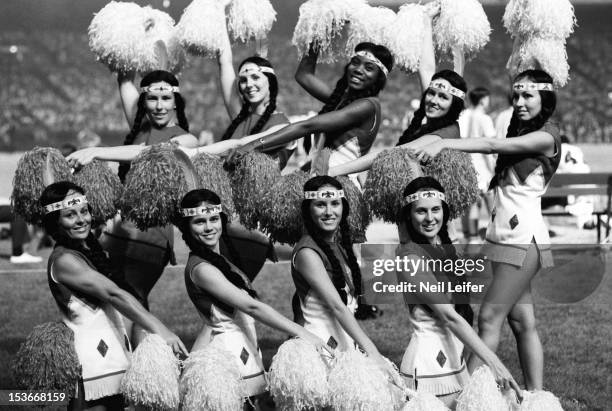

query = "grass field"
[1,247,610,410]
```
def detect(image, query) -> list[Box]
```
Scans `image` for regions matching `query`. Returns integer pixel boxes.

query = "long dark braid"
[339,219,363,298]
[118,70,189,182]
[220,56,279,141]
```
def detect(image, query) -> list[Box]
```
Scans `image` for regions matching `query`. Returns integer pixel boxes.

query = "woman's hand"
[410,139,445,164]
[300,331,334,358]
[371,353,404,389]
[487,361,523,401]
[66,147,102,169]
[157,326,189,357]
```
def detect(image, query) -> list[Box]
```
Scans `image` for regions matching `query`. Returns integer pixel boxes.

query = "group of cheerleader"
[14,2,567,410]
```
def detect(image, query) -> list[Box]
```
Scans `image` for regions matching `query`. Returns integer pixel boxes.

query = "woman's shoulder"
[433,122,460,139]
[396,242,428,259]
[50,246,91,267]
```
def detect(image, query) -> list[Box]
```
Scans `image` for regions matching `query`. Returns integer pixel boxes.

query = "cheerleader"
[39,181,187,410]
[412,69,560,390]
[176,188,328,404]
[328,4,467,177]
[396,176,520,408]
[292,175,400,383]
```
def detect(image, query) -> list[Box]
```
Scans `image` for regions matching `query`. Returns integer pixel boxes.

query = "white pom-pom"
[120,333,180,410]
[402,390,450,411]
[228,0,276,43]
[292,0,364,64]
[142,7,185,72]
[456,366,509,411]
[386,4,426,72]
[519,390,564,411]
[176,0,227,57]
[345,5,395,54]
[434,0,491,59]
[509,36,569,87]
[268,338,329,411]
[504,0,576,41]
[88,2,149,72]
[328,351,401,411]
[180,342,248,411]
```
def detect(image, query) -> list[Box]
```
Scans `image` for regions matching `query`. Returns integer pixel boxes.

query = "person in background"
[495,94,513,140]
[458,87,497,243]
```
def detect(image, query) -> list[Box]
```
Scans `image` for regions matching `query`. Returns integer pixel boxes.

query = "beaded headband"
[404,191,446,205]
[428,80,465,100]
[513,82,554,92]
[44,194,88,214]
[304,189,345,200]
[141,82,180,93]
[354,51,389,77]
[238,65,276,76]
[180,204,223,217]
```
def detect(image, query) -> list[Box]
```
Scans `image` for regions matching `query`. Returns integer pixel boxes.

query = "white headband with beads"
[44,194,88,214]
[354,51,389,77]
[513,82,554,92]
[238,65,276,76]
[180,204,223,217]
[404,191,446,205]
[304,189,345,200]
[428,80,465,100]
[140,82,179,93]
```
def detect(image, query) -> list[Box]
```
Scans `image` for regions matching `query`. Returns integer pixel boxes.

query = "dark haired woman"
[40,181,187,410]
[413,69,560,390]
[291,175,400,384]
[233,41,394,184]
[396,176,520,408]
[328,6,467,177]
[176,188,327,403]
[66,70,198,344]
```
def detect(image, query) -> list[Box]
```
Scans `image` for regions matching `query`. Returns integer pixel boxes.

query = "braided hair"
[177,189,256,300]
[40,182,137,297]
[304,42,394,153]
[220,56,279,141]
[118,70,189,182]
[400,177,472,323]
[397,70,467,146]
[300,176,362,305]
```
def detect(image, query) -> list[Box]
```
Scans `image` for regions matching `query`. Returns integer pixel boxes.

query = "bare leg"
[468,244,540,373]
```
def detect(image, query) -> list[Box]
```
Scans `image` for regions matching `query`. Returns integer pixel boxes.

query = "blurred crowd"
[1,9,611,150]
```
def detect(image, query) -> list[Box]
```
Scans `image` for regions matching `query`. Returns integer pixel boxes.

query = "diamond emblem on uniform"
[491,208,496,222]
[97,339,108,357]
[436,350,447,367]
[327,336,338,349]
[240,347,249,365]
[509,214,519,230]
[124,335,131,352]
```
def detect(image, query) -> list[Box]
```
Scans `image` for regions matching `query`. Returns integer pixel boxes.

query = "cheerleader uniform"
[481,121,562,268]
[47,246,131,401]
[99,123,184,306]
[291,235,358,352]
[396,243,469,395]
[185,253,267,396]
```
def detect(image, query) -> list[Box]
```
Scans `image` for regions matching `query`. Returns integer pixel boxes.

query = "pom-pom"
[11,147,73,224]
[510,36,569,87]
[336,176,369,243]
[258,171,309,245]
[518,390,563,411]
[423,149,479,219]
[503,0,576,41]
[121,143,189,230]
[363,148,423,224]
[292,0,363,64]
[346,5,395,55]
[142,7,185,72]
[121,333,180,410]
[180,342,248,411]
[228,151,281,230]
[402,390,450,411]
[386,4,426,72]
[456,366,509,411]
[11,322,80,397]
[328,351,401,411]
[433,0,491,59]
[191,152,236,219]
[72,160,123,226]
[228,0,276,43]
[268,338,329,410]
[177,0,227,57]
